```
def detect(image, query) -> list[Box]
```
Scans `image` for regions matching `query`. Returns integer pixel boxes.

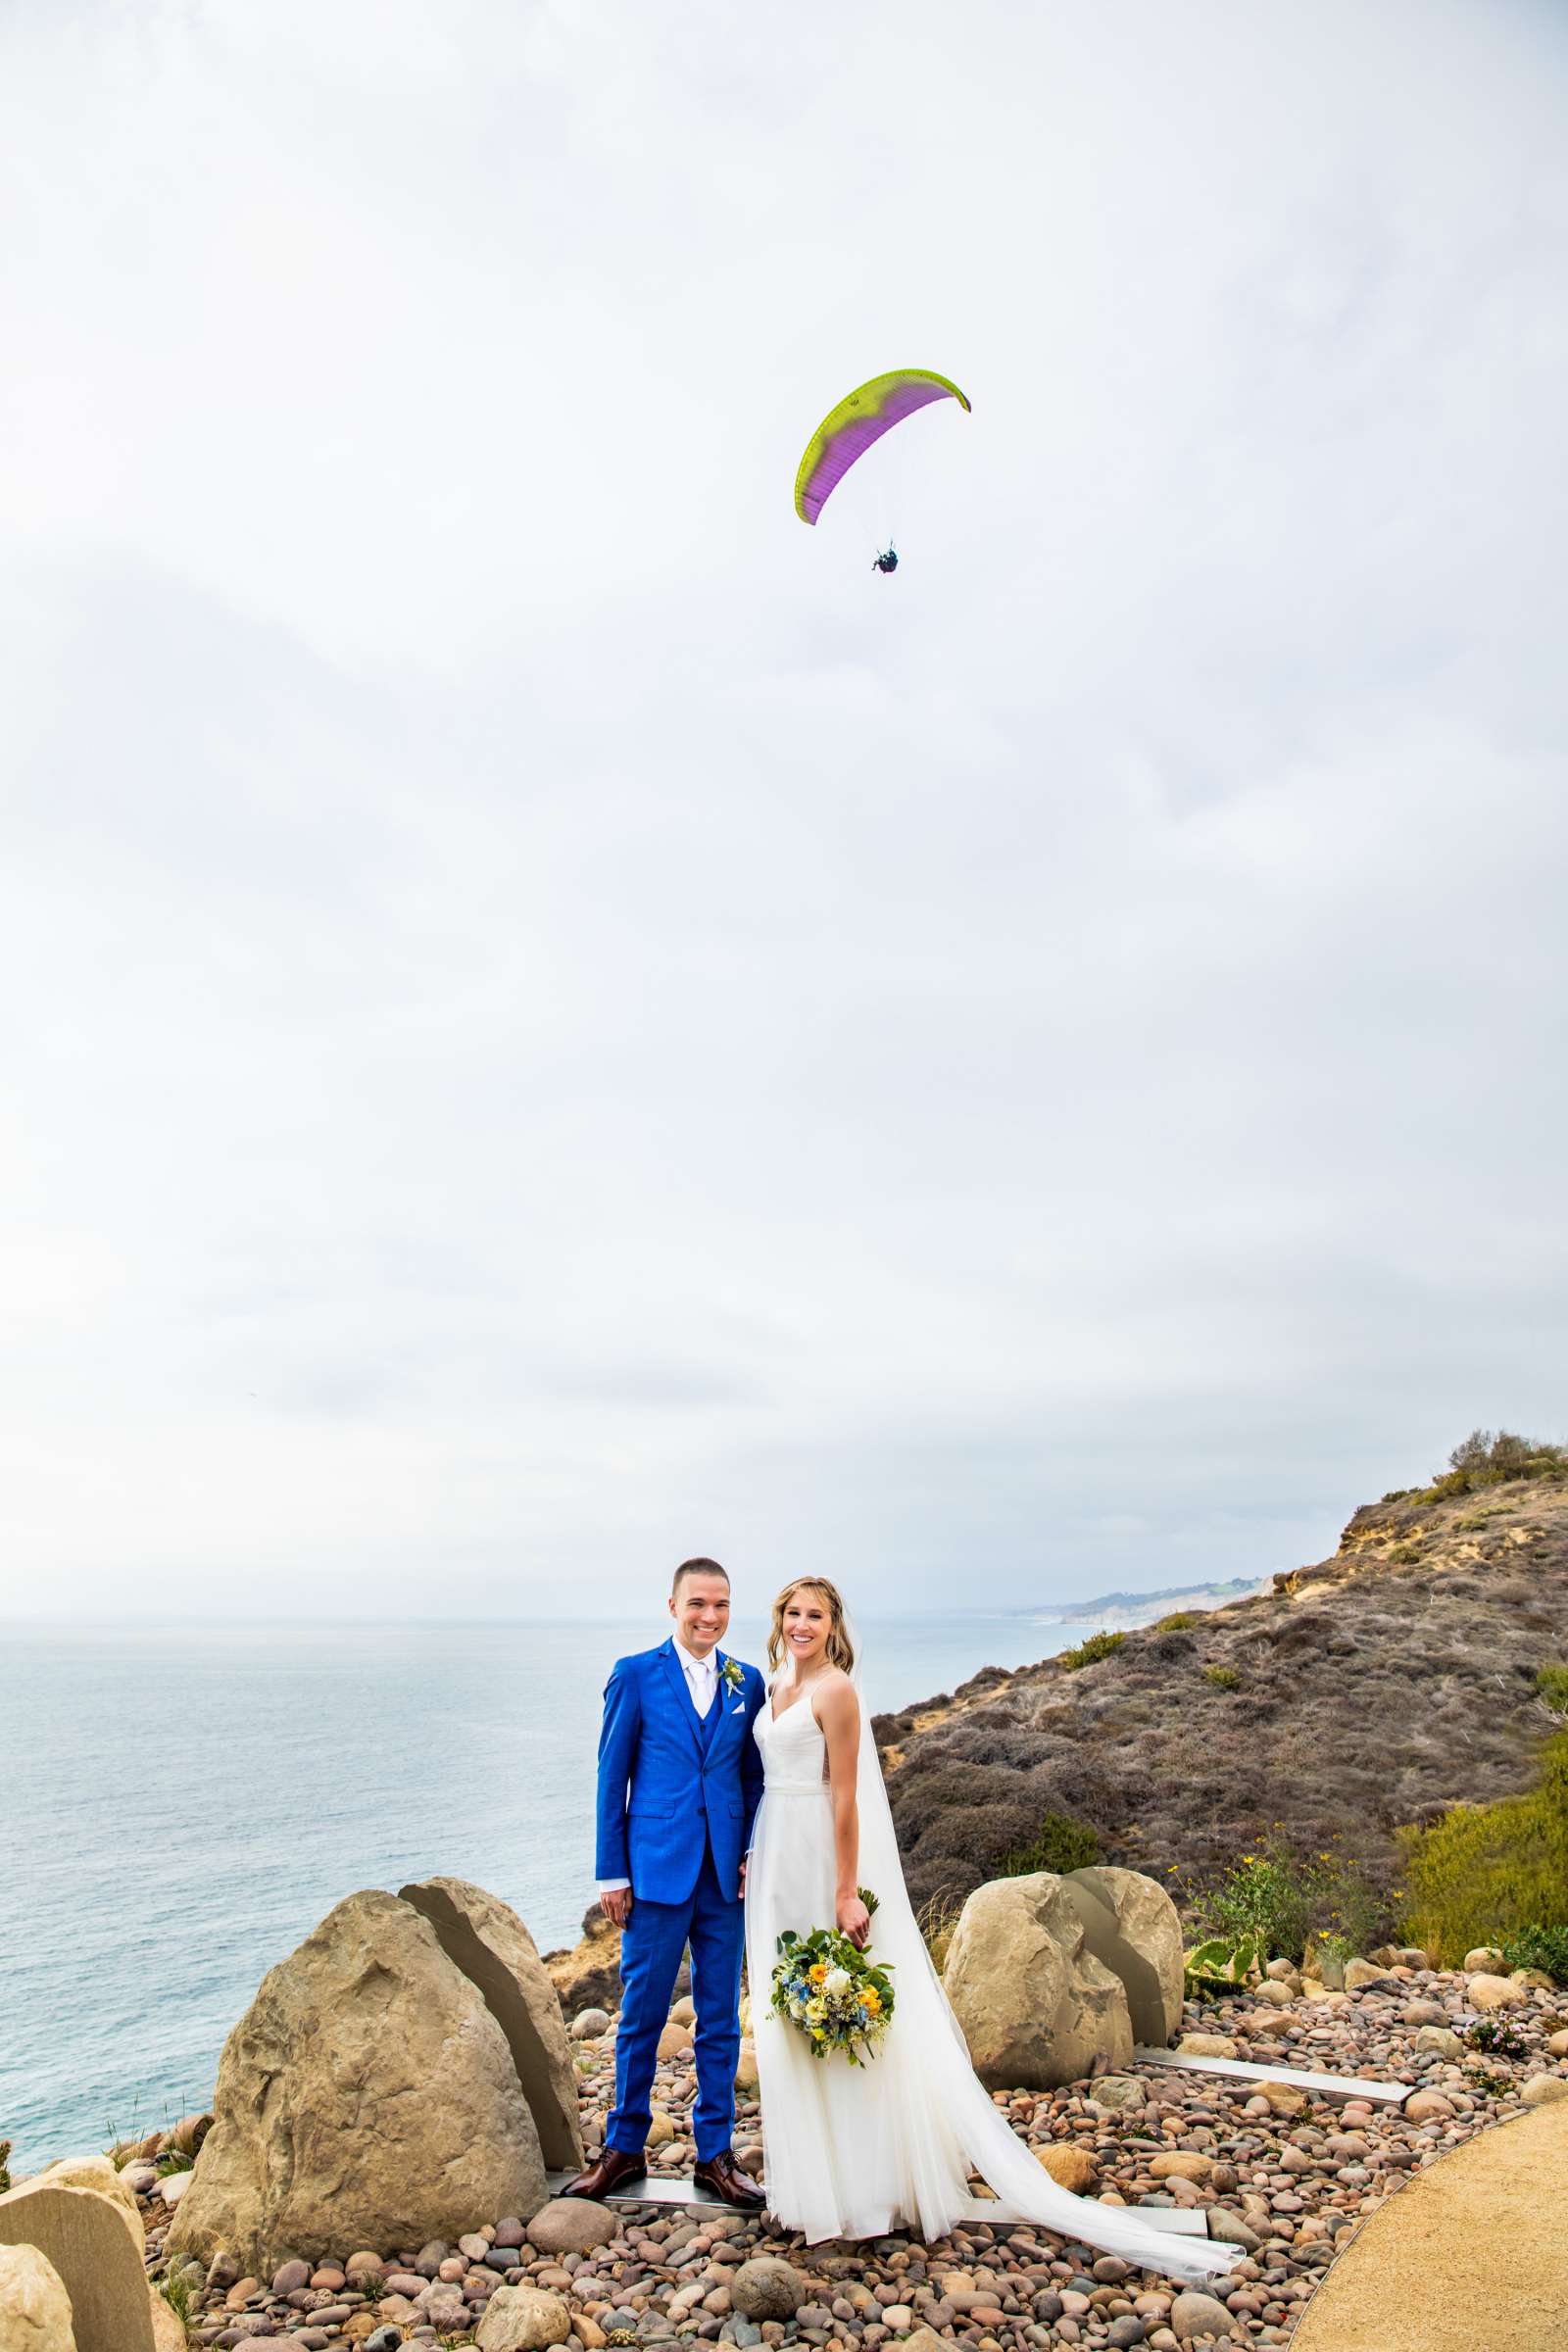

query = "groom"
[566,1556,767,2208]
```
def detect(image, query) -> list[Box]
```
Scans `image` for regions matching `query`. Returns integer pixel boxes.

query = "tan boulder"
[1036,2143,1098,2194]
[646,2110,676,2146]
[0,2242,75,2352]
[1150,2151,1213,2182]
[1520,2075,1568,2106]
[1060,1866,1185,2043]
[944,1873,1132,2088]
[398,1876,584,2170]
[1175,2033,1239,2057]
[669,1995,697,2027]
[475,2284,572,2350]
[168,1888,550,2273]
[1545,2030,1568,2058]
[27,2160,143,2251]
[523,2199,617,2254]
[734,2039,760,2091]
[1343,1959,1394,1992]
[1467,1972,1527,2011]
[0,2178,155,2352]
[656,2023,692,2060]
[1254,2081,1307,2117]
[1462,1947,1505,1972]
[1510,1968,1556,1991]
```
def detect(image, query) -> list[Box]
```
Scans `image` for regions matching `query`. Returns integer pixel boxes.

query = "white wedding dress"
[743,1645,1243,2282]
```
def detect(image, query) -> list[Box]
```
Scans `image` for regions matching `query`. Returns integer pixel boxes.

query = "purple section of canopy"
[800,377,956,524]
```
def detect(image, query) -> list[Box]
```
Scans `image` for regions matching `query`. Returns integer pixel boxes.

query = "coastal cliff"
[877,1454,1568,1916]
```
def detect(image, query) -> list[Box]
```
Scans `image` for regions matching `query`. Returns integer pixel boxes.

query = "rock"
[158,2171,193,2209]
[1414,2026,1464,2057]
[1343,1959,1394,1992]
[0,2243,75,2352]
[365,2332,404,2352]
[542,1907,623,2020]
[1405,2088,1456,2122]
[1400,2000,1448,2026]
[1467,1972,1527,2011]
[0,2177,158,2352]
[669,1995,697,2027]
[1251,1979,1294,2006]
[1037,2144,1098,2193]
[734,2040,760,2091]
[1254,2080,1307,2117]
[1175,2034,1238,2058]
[1149,2152,1212,2183]
[1060,1867,1186,2043]
[1520,2075,1568,2105]
[571,2010,611,2041]
[901,2333,949,2352]
[474,2285,573,2350]
[646,2110,676,2146]
[1170,2289,1234,2342]
[1462,1947,1505,1973]
[271,2259,311,2295]
[1395,1946,1432,1969]
[1546,2031,1568,2058]
[398,1875,585,2170]
[523,2200,617,2255]
[1510,1968,1556,1990]
[1205,2210,1261,2253]
[344,2250,383,2278]
[655,2024,692,2060]
[167,2114,214,2159]
[1091,2075,1148,2110]
[944,1874,1132,2088]
[730,2260,807,2322]
[1265,1958,1301,1985]
[167,1887,550,2273]
[28,2159,145,2250]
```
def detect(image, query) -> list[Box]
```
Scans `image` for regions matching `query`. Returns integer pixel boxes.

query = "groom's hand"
[601,1887,633,1927]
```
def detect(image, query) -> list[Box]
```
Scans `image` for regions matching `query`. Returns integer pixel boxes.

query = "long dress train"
[743,1683,1242,2283]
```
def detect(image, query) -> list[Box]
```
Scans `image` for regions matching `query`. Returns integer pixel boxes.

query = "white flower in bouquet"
[823,1968,853,1999]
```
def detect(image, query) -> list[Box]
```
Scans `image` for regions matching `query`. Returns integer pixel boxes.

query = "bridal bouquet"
[770,1891,896,2065]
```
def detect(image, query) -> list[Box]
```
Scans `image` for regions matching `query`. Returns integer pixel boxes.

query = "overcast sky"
[2,0,1564,1623]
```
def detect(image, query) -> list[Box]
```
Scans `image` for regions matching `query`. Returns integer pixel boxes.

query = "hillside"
[877,1456,1568,1916]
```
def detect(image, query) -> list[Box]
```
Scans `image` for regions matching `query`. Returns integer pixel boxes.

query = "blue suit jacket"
[595,1640,767,1906]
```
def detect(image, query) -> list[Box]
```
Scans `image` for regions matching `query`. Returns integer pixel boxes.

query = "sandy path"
[1291,2098,1568,2352]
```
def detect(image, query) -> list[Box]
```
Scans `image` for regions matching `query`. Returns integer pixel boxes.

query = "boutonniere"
[719,1656,745,1695]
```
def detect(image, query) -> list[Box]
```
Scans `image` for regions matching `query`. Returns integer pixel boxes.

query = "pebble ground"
[137,1963,1568,2352]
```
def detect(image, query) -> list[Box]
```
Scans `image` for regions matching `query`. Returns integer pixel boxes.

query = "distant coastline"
[1021,1572,1271,1630]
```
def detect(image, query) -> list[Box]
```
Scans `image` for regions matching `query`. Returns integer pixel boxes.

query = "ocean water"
[2,1612,1068,2172]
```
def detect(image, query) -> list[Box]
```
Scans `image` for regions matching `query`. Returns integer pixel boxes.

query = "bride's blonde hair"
[766,1577,856,1676]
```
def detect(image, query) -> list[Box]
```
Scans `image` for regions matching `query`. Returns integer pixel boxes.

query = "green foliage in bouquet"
[771,1888,895,2066]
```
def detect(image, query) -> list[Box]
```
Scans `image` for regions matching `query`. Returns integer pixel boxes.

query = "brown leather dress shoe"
[564,2144,648,2200]
[693,2149,766,2210]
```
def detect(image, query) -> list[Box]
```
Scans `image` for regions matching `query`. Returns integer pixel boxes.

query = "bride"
[744,1576,1244,2281]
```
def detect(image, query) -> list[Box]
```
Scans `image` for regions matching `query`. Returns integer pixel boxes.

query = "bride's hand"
[836,1890,871,1949]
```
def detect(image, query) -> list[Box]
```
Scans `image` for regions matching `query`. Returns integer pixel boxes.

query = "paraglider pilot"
[873,544,899,574]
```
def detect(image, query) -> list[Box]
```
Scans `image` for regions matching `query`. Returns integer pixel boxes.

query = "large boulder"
[1060,1866,1185,2043]
[942,1872,1132,2088]
[397,1877,584,2170]
[0,2242,75,2352]
[0,2178,155,2352]
[167,1888,550,2273]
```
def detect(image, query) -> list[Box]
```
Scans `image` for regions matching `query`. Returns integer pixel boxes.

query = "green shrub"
[1396,1733,1568,1966]
[1060,1630,1125,1670]
[1203,1664,1241,1690]
[1536,1666,1568,1718]
[1500,1923,1568,1984]
[1388,1543,1422,1564]
[1405,1429,1566,1506]
[1466,2017,1528,2058]
[998,1811,1100,1878]
[1156,1611,1204,1632]
[1184,1831,1392,1966]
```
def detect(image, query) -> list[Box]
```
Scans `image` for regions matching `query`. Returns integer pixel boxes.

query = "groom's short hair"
[672,1555,729,1595]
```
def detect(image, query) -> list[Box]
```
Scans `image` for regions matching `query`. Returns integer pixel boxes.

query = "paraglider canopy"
[795,368,970,527]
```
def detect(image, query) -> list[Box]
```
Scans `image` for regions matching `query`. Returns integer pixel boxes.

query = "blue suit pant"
[609,1838,743,2163]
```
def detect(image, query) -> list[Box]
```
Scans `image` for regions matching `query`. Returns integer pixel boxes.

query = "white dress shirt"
[598,1638,721,1895]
